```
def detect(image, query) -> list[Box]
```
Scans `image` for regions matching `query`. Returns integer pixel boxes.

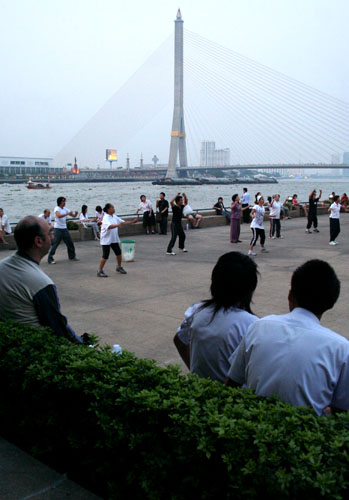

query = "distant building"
[214,148,231,167]
[343,152,349,164]
[0,156,62,175]
[200,141,216,167]
[200,141,230,167]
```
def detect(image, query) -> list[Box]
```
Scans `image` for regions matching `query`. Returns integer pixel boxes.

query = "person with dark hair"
[269,194,283,239]
[0,207,11,245]
[136,195,156,234]
[230,194,247,243]
[248,195,268,256]
[173,252,259,382]
[0,216,83,344]
[79,204,99,240]
[305,189,322,233]
[166,192,187,255]
[47,197,78,264]
[226,259,349,416]
[95,206,105,228]
[156,192,169,235]
[241,188,250,223]
[97,203,137,277]
[329,195,341,245]
[213,197,231,222]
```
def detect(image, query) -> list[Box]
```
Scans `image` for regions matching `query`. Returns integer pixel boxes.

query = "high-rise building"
[214,148,231,167]
[200,141,216,167]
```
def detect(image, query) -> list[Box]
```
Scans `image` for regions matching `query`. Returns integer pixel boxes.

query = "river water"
[1,177,347,223]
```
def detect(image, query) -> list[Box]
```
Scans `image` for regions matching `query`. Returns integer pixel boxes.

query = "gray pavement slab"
[0,438,101,500]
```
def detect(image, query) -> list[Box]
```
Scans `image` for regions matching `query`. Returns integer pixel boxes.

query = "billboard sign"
[106,149,117,161]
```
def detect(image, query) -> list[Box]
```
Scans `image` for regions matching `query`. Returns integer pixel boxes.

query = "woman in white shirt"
[136,195,156,234]
[173,251,259,382]
[328,195,341,245]
[79,204,99,240]
[97,203,138,278]
[248,195,268,256]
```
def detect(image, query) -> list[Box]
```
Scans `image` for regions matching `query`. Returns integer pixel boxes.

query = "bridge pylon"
[167,9,188,179]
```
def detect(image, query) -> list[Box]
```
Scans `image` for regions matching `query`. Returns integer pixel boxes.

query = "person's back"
[0,252,53,326]
[227,259,348,415]
[228,308,349,415]
[189,305,257,382]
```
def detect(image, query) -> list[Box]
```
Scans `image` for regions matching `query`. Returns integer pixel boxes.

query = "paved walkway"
[1,212,349,498]
[2,212,348,368]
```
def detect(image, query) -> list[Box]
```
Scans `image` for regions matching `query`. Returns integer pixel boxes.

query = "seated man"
[0,207,12,245]
[183,193,202,228]
[226,260,349,416]
[213,197,231,221]
[0,216,83,344]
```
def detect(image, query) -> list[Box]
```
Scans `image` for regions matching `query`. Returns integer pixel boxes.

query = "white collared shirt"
[241,192,250,205]
[138,200,152,213]
[177,303,258,382]
[329,202,341,219]
[39,214,51,225]
[227,307,349,415]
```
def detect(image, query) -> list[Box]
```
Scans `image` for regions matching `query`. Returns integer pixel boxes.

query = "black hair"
[291,260,340,315]
[81,204,88,216]
[57,196,66,206]
[267,196,272,203]
[255,192,261,203]
[200,252,258,319]
[333,195,339,202]
[14,216,45,251]
[140,194,146,200]
[103,203,113,213]
[218,197,223,201]
[243,188,247,192]
[232,194,238,202]
[160,192,166,197]
[175,195,183,204]
[95,205,102,212]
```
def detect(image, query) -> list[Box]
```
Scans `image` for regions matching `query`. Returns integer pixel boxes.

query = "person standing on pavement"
[166,193,187,256]
[306,189,322,233]
[241,188,250,223]
[329,195,341,246]
[248,195,268,256]
[156,192,169,235]
[269,194,283,239]
[48,197,78,264]
[97,203,138,278]
[230,194,248,243]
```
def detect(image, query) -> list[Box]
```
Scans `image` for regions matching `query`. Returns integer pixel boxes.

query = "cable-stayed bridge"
[54,11,349,173]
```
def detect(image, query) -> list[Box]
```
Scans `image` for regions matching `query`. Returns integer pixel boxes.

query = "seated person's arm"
[173,333,190,369]
[33,284,83,344]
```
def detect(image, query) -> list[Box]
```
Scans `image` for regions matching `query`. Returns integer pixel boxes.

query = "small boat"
[26,178,51,189]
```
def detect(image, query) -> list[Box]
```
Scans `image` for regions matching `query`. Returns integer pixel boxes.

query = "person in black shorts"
[166,193,187,256]
[306,189,322,233]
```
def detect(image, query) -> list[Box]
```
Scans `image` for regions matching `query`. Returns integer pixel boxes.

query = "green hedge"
[0,321,349,499]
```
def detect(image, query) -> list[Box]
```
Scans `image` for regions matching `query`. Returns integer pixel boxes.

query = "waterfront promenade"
[1,212,349,499]
[1,212,348,368]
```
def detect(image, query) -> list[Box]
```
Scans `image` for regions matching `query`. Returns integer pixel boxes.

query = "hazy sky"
[1,0,348,163]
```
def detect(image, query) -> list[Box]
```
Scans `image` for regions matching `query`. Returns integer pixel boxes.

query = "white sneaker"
[248,250,257,256]
[166,251,176,256]
[261,248,269,253]
[329,241,337,246]
[180,248,188,252]
[271,236,276,239]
